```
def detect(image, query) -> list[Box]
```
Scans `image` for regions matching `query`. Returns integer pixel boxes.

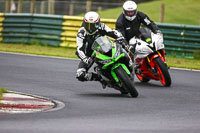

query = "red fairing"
[136,58,159,80]
[135,50,166,81]
[150,49,166,64]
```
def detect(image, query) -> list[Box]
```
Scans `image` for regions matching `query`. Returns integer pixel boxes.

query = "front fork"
[111,63,131,83]
[147,49,166,71]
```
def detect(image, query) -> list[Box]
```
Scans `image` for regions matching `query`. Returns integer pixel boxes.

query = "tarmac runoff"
[0,91,65,114]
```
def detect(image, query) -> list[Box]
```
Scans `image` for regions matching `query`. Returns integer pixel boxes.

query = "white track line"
[0,51,200,72]
[0,51,79,60]
[170,67,200,72]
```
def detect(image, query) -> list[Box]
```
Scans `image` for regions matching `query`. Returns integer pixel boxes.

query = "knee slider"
[76,68,87,81]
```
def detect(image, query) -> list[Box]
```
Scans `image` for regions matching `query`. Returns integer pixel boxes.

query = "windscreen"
[92,36,112,54]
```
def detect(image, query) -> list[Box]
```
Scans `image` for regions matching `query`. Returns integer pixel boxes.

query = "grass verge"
[0,43,200,70]
[92,0,200,25]
[166,57,200,70]
[0,43,77,59]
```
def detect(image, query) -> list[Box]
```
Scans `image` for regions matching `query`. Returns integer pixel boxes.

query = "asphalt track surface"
[0,52,200,133]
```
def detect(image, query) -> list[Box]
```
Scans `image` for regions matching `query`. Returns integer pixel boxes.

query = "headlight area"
[114,47,121,59]
[98,59,113,64]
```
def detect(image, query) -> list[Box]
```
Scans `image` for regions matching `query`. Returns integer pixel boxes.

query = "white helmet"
[123,1,137,21]
[83,11,100,35]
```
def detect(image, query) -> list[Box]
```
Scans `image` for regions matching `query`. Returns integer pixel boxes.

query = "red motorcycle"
[129,29,171,87]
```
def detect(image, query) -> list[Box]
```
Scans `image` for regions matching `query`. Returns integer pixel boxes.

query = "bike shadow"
[78,92,131,98]
[135,81,171,89]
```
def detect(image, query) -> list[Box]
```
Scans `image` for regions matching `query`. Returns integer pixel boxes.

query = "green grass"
[83,0,200,25]
[0,43,200,70]
[166,56,200,70]
[0,43,77,59]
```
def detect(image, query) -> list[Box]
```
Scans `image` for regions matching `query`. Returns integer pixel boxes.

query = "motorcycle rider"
[76,11,133,88]
[116,0,162,52]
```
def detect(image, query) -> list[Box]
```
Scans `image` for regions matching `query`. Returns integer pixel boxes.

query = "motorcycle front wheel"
[153,57,171,87]
[115,66,138,98]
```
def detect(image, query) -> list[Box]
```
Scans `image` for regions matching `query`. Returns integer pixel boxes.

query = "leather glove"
[155,30,163,36]
[116,37,129,50]
[116,36,125,43]
[124,44,130,52]
[83,57,93,65]
[129,45,136,54]
[155,30,161,34]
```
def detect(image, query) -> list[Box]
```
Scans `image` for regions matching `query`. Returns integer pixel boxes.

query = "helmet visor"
[125,10,136,17]
[84,22,99,34]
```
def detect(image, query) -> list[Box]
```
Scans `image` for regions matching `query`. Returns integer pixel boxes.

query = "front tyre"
[115,66,138,98]
[154,57,171,87]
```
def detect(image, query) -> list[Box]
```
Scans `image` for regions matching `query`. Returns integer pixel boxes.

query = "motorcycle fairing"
[130,33,165,60]
[93,42,126,70]
[111,63,131,82]
[92,37,131,83]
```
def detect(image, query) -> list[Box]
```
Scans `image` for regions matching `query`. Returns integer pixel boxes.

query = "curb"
[0,91,58,114]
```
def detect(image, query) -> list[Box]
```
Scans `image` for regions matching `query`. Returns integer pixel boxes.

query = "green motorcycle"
[91,36,138,98]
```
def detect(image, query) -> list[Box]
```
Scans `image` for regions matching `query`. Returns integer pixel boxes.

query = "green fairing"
[102,60,115,69]
[111,43,117,57]
[102,53,125,69]
[95,51,112,60]
[111,63,130,82]
[111,63,121,82]
[93,42,130,82]
[121,64,131,75]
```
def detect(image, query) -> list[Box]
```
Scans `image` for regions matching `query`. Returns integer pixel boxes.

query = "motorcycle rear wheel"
[115,66,138,97]
[154,57,171,87]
